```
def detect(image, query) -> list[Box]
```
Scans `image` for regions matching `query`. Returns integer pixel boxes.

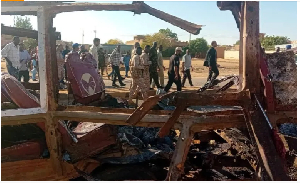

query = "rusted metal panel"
[1,24,61,40]
[243,108,290,180]
[266,51,297,109]
[157,100,187,138]
[241,1,260,92]
[65,122,117,163]
[1,159,78,181]
[43,2,202,35]
[2,141,46,163]
[259,49,276,112]
[166,121,193,181]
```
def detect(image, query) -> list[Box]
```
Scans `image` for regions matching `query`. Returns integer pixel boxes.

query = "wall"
[101,44,133,54]
[215,47,226,59]
[224,50,275,60]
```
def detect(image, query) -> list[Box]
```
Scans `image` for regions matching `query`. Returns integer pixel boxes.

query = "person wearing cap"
[71,43,80,53]
[162,47,182,93]
[205,41,219,88]
[128,47,148,104]
[1,36,20,78]
[89,38,101,68]
[149,41,163,89]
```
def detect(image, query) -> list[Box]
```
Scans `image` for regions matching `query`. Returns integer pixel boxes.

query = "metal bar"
[1,107,45,117]
[254,94,272,129]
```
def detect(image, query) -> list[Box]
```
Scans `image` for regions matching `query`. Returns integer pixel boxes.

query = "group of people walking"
[2,36,220,103]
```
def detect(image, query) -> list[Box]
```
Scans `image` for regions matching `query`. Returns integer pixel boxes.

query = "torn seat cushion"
[66,52,105,105]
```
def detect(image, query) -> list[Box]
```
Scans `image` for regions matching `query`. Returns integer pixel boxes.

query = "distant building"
[125,35,145,45]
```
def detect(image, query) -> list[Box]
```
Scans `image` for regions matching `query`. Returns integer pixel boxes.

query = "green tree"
[260,35,290,50]
[14,16,37,50]
[235,40,240,45]
[159,28,178,41]
[189,38,209,57]
[14,16,33,30]
[141,32,173,49]
[106,39,124,45]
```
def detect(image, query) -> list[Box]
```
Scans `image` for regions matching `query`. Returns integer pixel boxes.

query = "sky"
[1,1,297,45]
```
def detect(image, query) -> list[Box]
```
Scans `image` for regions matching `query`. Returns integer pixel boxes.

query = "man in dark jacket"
[149,41,163,89]
[206,41,219,87]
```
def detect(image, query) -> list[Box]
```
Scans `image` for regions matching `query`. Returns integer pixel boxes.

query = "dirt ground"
[1,58,239,79]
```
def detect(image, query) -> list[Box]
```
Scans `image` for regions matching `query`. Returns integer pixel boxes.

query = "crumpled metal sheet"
[266,51,297,105]
[98,126,176,164]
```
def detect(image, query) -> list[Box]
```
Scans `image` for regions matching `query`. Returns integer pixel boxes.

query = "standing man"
[140,45,151,91]
[152,44,165,88]
[110,45,126,87]
[18,43,31,82]
[160,47,182,93]
[205,41,219,88]
[128,47,148,103]
[62,45,71,59]
[181,49,194,87]
[276,47,280,53]
[1,36,20,79]
[123,51,131,77]
[90,38,100,68]
[131,42,140,58]
[149,41,162,89]
[97,47,106,76]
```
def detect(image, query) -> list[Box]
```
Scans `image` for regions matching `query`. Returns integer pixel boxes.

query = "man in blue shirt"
[123,51,131,77]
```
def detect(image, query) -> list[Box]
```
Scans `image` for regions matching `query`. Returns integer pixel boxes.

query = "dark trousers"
[125,66,130,77]
[150,71,161,88]
[164,72,182,92]
[7,64,19,79]
[18,70,29,82]
[207,66,219,87]
[112,65,123,85]
[182,69,193,86]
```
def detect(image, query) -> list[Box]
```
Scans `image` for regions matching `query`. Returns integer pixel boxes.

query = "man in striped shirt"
[110,45,126,87]
[1,36,20,79]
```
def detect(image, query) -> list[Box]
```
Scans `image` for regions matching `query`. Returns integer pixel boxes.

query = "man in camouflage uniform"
[140,45,151,92]
[128,47,148,103]
[149,42,163,89]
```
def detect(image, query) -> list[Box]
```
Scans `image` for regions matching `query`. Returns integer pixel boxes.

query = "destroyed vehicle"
[1,72,176,181]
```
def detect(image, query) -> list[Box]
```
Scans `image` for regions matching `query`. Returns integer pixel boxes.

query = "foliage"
[260,35,290,49]
[159,28,178,41]
[141,32,173,49]
[106,39,124,45]
[23,39,38,50]
[189,38,209,56]
[162,47,175,57]
[235,40,240,45]
[14,16,37,50]
[14,16,33,30]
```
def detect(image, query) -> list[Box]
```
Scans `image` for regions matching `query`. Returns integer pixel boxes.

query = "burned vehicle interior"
[1,1,297,181]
